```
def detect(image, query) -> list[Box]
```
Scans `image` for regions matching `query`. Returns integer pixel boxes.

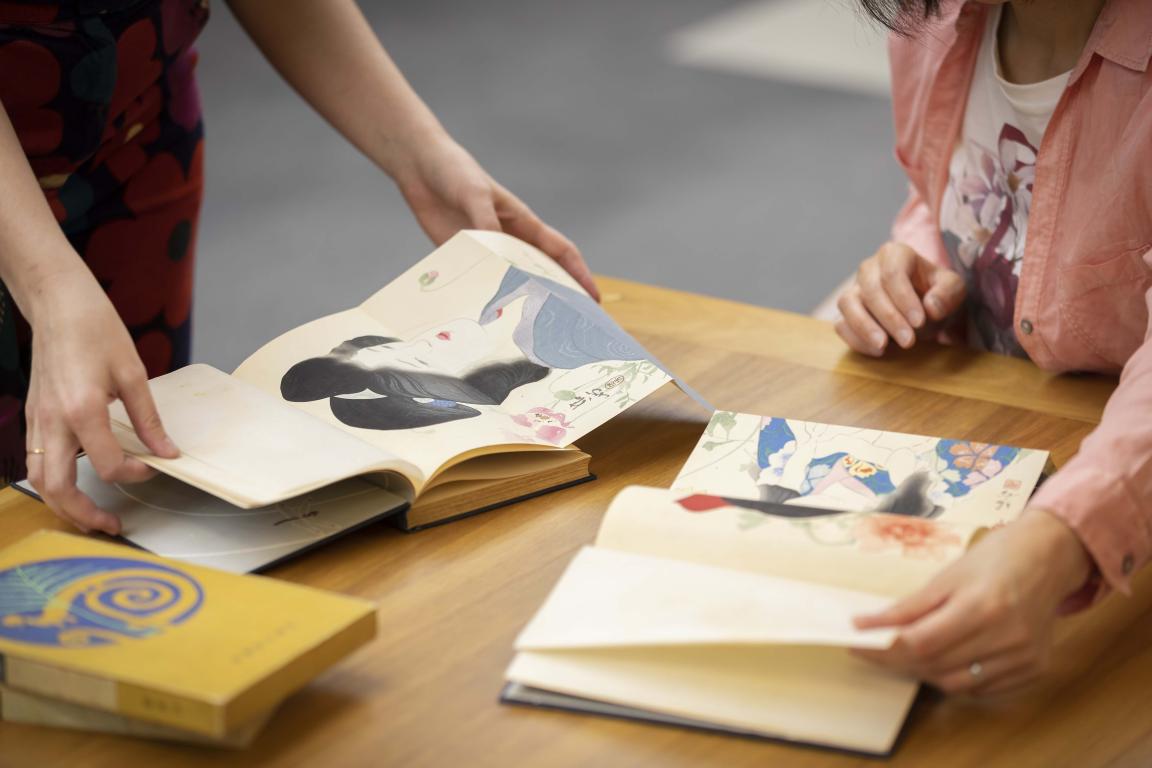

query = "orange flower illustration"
[949,442,998,471]
[855,514,964,560]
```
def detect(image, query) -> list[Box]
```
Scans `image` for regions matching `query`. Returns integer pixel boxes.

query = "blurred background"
[193,0,907,369]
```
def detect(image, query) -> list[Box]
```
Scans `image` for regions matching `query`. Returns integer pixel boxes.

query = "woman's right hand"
[24,265,179,535]
[835,241,967,356]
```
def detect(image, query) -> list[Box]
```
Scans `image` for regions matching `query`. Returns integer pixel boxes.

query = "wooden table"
[0,277,1146,767]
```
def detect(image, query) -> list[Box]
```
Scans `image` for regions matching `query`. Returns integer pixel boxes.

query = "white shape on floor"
[668,0,891,96]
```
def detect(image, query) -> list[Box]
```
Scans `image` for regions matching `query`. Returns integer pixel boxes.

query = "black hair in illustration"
[749,470,943,518]
[280,335,548,430]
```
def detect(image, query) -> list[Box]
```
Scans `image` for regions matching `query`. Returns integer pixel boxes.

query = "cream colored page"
[109,365,420,508]
[674,412,1048,528]
[596,486,976,597]
[506,645,914,755]
[235,231,670,483]
[510,547,914,753]
[517,547,896,650]
[231,306,448,483]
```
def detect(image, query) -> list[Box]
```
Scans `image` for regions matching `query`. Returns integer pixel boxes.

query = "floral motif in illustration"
[854,514,964,560]
[511,407,572,444]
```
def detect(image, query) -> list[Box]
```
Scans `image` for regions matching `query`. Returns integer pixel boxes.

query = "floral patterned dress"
[0,0,209,482]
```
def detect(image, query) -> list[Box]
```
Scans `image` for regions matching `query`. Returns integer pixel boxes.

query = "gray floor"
[193,0,906,370]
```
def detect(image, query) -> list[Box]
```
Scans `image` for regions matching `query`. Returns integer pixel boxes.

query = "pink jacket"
[888,0,1152,595]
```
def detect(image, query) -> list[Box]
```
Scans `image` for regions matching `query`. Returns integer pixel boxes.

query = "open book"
[27,231,696,570]
[503,412,1050,755]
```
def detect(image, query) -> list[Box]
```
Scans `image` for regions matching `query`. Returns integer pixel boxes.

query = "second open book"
[504,412,1050,755]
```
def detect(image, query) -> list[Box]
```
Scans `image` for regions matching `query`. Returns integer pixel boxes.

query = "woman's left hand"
[388,131,599,301]
[852,507,1093,695]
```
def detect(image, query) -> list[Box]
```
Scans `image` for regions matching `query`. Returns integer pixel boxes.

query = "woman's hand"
[852,507,1092,695]
[24,265,178,535]
[389,131,599,300]
[226,0,597,299]
[836,241,966,356]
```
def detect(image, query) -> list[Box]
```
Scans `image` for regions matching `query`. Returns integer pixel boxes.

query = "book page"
[596,486,981,597]
[508,549,914,755]
[59,458,407,574]
[673,411,1049,528]
[517,547,896,650]
[232,231,674,486]
[507,645,913,755]
[109,365,421,508]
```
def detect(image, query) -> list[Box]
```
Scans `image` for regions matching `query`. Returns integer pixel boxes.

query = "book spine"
[0,654,222,737]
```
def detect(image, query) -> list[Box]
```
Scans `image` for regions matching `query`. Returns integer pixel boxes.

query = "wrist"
[4,247,94,327]
[1021,506,1094,597]
[370,112,448,181]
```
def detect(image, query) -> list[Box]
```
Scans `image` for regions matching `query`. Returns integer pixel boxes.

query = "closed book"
[0,531,375,737]
[0,685,275,748]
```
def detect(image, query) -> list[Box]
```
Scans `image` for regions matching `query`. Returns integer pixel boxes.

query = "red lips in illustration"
[436,331,452,341]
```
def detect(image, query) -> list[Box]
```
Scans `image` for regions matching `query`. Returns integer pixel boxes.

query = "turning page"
[232,231,678,487]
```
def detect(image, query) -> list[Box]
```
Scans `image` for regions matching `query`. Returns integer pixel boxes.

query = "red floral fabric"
[0,0,209,482]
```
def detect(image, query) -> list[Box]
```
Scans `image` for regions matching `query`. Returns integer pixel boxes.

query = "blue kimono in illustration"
[479,266,711,407]
[479,267,651,368]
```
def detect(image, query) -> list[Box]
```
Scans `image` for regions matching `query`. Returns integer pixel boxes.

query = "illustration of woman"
[281,266,656,430]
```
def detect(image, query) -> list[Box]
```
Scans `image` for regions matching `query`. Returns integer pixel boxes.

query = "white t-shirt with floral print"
[939,7,1070,357]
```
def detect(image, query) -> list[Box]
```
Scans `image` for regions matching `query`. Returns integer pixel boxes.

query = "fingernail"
[909,308,924,328]
[898,329,915,348]
[926,296,943,317]
[870,333,887,351]
[162,435,179,456]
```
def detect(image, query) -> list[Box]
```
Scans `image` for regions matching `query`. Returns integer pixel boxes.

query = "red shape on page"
[675,494,730,513]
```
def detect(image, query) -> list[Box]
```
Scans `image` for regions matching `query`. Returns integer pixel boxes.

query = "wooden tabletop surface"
[0,277,1145,768]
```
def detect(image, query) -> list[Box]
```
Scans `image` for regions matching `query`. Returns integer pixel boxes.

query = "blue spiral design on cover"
[0,557,204,648]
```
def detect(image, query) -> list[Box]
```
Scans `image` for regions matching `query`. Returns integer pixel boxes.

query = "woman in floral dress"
[0,0,596,532]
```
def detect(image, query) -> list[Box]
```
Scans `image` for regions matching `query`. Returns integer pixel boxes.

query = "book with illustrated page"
[502,412,1050,755]
[15,231,704,571]
[0,531,375,739]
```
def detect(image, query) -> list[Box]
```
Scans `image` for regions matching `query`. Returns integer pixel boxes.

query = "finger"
[834,317,879,356]
[895,596,990,673]
[913,616,1023,677]
[878,244,926,329]
[854,581,948,629]
[975,665,1044,696]
[68,397,155,484]
[836,289,888,355]
[41,422,119,535]
[116,368,179,459]
[858,261,916,349]
[928,649,1036,695]
[921,265,966,321]
[493,184,600,300]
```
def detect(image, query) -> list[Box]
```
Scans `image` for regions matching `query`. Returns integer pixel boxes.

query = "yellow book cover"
[0,531,376,737]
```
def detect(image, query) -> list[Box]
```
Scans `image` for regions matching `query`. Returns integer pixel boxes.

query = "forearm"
[226,0,445,176]
[0,104,89,324]
[1031,299,1152,595]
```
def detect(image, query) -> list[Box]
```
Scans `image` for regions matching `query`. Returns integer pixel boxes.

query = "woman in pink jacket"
[837,0,1151,694]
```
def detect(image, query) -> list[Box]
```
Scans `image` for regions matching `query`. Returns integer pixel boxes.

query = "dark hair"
[280,338,549,430]
[858,0,941,34]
